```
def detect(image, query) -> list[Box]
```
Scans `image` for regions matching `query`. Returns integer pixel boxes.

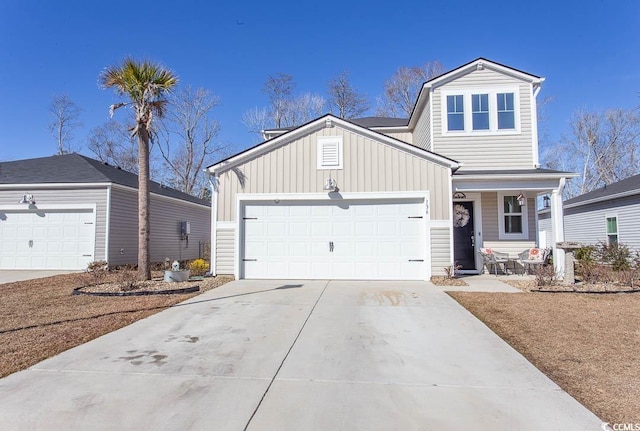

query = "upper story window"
[317,136,343,170]
[446,95,464,131]
[497,93,515,129]
[441,87,520,135]
[472,94,489,130]
[498,193,528,240]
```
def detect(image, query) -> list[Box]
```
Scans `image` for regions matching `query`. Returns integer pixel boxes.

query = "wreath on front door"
[453,204,470,228]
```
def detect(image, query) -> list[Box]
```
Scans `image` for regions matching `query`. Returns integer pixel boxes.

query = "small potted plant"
[164,260,190,282]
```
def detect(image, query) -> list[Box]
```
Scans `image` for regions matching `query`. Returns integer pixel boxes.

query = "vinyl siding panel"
[432,68,535,169]
[537,212,553,249]
[378,130,413,144]
[563,196,640,251]
[430,226,451,276]
[0,186,108,261]
[413,99,431,151]
[215,227,235,274]
[109,186,211,266]
[481,192,536,256]
[217,124,452,222]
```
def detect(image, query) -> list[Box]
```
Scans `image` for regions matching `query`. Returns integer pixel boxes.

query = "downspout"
[208,171,219,276]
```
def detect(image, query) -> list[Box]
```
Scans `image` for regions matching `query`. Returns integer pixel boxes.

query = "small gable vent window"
[317,136,343,169]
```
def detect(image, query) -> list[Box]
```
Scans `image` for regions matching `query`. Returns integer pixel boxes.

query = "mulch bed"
[0,272,233,378]
[449,291,640,424]
[430,276,468,286]
[505,279,640,293]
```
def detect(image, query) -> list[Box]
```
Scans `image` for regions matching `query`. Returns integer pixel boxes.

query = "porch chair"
[479,248,510,276]
[518,248,550,275]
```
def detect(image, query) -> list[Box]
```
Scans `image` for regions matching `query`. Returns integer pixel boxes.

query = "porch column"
[550,179,565,276]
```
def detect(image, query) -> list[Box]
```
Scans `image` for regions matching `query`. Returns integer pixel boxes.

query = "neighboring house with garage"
[539,174,640,252]
[0,153,210,270]
[206,58,575,280]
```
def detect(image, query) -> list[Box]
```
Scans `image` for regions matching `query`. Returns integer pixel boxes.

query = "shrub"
[534,264,558,287]
[596,242,631,271]
[86,260,109,285]
[189,258,210,276]
[116,265,139,291]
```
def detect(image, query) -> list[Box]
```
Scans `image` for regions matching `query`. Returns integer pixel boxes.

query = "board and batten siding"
[412,98,432,151]
[0,186,108,261]
[430,226,451,276]
[432,68,535,169]
[481,192,536,256]
[537,212,553,249]
[108,186,211,266]
[563,196,640,251]
[216,124,452,222]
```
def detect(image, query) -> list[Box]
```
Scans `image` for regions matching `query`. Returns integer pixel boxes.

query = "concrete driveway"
[0,280,602,430]
[0,270,78,284]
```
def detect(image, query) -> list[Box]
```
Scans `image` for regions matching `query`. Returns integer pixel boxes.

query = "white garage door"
[241,198,427,280]
[0,208,95,270]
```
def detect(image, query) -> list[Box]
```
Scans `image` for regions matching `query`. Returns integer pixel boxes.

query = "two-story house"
[206,58,572,280]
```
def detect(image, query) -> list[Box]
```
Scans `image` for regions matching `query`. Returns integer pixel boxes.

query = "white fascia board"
[209,115,459,174]
[426,59,544,90]
[454,172,578,181]
[454,178,565,192]
[564,189,640,209]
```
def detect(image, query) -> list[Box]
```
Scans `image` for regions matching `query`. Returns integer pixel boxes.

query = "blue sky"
[0,0,638,163]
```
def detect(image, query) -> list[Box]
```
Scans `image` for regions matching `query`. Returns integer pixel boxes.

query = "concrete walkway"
[0,270,79,284]
[0,280,602,430]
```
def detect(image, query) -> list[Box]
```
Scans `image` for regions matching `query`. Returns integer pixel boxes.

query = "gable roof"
[208,114,459,174]
[564,174,640,208]
[408,57,545,129]
[0,153,209,206]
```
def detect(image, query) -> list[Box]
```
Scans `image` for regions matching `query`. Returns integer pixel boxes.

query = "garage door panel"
[0,208,95,270]
[241,198,427,280]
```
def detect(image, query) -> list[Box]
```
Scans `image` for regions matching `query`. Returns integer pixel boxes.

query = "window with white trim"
[441,87,520,134]
[498,193,528,240]
[497,92,515,129]
[606,215,618,245]
[317,136,343,169]
[446,95,464,131]
[472,94,489,130]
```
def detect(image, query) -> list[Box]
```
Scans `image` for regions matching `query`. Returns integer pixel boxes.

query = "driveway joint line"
[242,279,330,431]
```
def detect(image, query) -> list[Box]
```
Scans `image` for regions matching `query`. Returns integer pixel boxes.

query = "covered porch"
[450,169,576,276]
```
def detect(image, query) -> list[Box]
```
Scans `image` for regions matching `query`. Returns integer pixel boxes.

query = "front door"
[453,201,475,270]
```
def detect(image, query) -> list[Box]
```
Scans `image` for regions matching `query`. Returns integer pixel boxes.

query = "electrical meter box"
[180,221,191,236]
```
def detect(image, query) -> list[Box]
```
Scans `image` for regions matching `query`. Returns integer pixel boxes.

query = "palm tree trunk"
[137,129,152,280]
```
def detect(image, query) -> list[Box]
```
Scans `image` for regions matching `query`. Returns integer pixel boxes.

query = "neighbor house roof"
[0,153,209,206]
[563,174,640,208]
[262,116,409,134]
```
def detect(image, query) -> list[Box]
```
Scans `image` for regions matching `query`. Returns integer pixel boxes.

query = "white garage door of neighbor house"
[0,208,95,270]
[241,199,427,280]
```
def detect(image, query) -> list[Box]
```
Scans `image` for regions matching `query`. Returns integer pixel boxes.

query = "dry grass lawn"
[0,272,232,378]
[449,291,640,424]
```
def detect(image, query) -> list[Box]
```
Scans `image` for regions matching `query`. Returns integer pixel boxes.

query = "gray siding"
[480,192,536,256]
[413,98,431,151]
[430,226,451,276]
[217,123,452,222]
[432,67,535,169]
[108,186,211,265]
[0,186,108,261]
[215,226,235,274]
[563,196,640,251]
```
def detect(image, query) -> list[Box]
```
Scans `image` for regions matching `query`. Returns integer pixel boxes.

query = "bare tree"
[158,86,226,197]
[264,73,295,128]
[327,71,369,119]
[377,61,444,117]
[244,74,326,139]
[48,95,82,155]
[546,108,640,198]
[87,120,140,173]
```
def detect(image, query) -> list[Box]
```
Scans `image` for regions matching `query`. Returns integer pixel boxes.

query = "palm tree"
[100,58,178,280]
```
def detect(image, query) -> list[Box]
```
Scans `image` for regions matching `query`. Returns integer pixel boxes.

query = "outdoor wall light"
[323,178,338,192]
[543,195,551,209]
[516,193,527,206]
[19,194,35,204]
